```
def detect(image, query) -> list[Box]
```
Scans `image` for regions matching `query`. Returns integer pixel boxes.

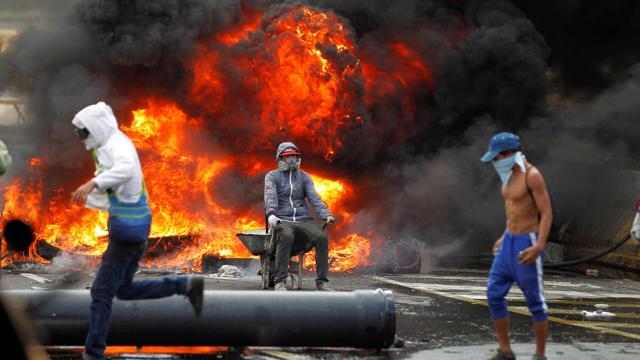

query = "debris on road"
[581,310,616,319]
[212,265,243,278]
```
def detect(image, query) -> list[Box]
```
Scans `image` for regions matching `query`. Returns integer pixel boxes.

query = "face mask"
[82,134,99,150]
[278,157,301,171]
[74,126,90,140]
[492,151,525,184]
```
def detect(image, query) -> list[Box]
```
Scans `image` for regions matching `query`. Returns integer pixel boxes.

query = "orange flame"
[105,346,227,355]
[1,4,399,272]
[304,232,374,272]
[2,99,375,271]
[188,4,363,161]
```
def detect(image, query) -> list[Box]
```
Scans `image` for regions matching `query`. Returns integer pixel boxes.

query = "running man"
[70,102,203,360]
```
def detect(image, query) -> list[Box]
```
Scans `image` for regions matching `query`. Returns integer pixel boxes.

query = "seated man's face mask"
[278,155,301,171]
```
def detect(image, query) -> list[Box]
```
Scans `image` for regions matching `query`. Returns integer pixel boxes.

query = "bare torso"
[502,163,540,234]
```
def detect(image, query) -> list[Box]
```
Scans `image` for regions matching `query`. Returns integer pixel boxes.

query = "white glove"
[631,212,640,241]
[325,215,336,224]
[268,215,282,227]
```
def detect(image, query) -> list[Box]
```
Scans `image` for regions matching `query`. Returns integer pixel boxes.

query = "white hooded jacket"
[71,102,145,211]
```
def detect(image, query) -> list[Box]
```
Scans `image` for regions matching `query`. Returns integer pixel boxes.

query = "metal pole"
[3,289,396,348]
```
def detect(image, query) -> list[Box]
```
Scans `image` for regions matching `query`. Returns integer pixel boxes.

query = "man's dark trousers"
[273,220,329,285]
[84,219,189,360]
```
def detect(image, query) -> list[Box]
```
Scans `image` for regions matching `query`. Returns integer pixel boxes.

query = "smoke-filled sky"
[1,0,639,258]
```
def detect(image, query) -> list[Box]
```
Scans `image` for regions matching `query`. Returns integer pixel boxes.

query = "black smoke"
[1,0,637,265]
[512,0,640,96]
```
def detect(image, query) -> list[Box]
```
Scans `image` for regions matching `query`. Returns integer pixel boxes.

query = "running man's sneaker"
[531,355,547,360]
[82,351,101,360]
[488,349,516,360]
[185,276,204,317]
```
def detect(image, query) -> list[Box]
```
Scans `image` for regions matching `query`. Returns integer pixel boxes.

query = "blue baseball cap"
[480,132,521,162]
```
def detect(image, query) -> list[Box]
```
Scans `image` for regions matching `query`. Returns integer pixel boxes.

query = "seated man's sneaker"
[315,282,335,291]
[185,276,204,317]
[274,282,288,291]
[488,349,516,360]
[289,272,298,287]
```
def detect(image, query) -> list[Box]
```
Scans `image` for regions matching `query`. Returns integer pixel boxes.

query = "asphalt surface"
[1,264,640,359]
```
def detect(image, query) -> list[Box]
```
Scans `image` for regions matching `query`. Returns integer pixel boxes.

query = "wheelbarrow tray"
[236,228,306,290]
[236,229,271,256]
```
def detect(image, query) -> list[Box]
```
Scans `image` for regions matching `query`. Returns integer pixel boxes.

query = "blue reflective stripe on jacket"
[93,149,151,223]
[108,186,151,222]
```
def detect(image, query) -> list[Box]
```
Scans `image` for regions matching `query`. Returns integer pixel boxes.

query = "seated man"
[264,142,336,291]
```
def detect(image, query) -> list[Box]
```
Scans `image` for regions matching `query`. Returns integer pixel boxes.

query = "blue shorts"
[487,232,548,322]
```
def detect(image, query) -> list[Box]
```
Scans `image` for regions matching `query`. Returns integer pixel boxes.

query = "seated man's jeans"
[84,220,189,360]
[273,220,329,284]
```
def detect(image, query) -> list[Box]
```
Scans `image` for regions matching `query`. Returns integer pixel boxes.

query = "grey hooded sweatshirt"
[264,142,332,222]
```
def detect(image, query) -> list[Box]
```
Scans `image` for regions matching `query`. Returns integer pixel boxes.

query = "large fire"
[187,3,364,161]
[1,3,439,272]
[2,99,374,271]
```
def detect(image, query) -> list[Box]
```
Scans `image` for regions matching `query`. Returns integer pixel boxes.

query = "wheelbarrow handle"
[265,214,331,231]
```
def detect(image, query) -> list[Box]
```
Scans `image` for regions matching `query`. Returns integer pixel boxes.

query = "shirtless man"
[481,132,552,360]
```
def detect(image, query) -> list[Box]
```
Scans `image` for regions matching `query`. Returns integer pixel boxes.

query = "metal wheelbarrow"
[236,229,305,289]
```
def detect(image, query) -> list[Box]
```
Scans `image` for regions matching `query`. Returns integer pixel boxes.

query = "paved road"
[2,265,639,359]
